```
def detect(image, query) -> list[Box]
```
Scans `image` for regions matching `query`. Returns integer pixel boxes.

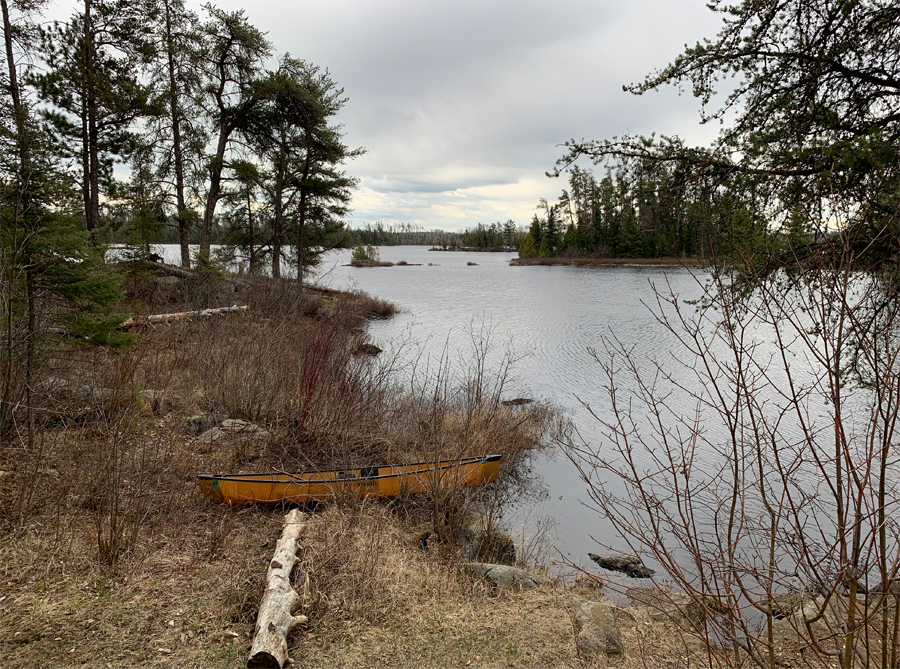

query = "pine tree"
[250,56,363,281]
[195,6,270,265]
[144,0,205,267]
[34,0,154,236]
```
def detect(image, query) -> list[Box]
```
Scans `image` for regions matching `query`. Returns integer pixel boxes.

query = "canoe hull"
[197,455,502,506]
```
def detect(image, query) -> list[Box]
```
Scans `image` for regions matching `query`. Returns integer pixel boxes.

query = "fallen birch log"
[247,508,308,669]
[120,304,248,329]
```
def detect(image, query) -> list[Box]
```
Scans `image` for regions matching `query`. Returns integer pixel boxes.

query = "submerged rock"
[464,563,549,592]
[589,553,655,578]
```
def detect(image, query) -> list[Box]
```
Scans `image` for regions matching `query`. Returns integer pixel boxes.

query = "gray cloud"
[151,0,735,228]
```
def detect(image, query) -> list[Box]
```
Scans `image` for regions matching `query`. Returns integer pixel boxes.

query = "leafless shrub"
[565,214,900,667]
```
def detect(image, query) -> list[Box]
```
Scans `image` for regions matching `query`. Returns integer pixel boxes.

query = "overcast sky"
[46,0,728,231]
[204,0,728,232]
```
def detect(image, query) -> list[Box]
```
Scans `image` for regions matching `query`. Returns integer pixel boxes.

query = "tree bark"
[120,305,248,329]
[162,0,190,268]
[247,508,307,669]
[271,142,285,280]
[84,0,100,237]
[200,127,229,264]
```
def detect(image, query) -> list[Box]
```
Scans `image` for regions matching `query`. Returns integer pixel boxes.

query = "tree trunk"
[163,0,189,268]
[247,188,255,274]
[295,150,312,285]
[84,0,100,237]
[271,145,285,280]
[247,508,308,669]
[201,128,229,264]
[80,97,90,232]
[1,0,32,445]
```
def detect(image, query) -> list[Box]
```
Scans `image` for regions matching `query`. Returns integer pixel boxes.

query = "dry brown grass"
[0,273,583,668]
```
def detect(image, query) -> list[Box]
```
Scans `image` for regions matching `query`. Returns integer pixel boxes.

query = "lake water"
[312,245,710,573]
[151,243,709,573]
[151,244,899,597]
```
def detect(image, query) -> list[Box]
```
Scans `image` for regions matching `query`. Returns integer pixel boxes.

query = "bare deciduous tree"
[567,205,900,667]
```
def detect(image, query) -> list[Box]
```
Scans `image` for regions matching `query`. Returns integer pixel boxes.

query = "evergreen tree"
[251,56,363,281]
[34,0,154,236]
[195,6,270,264]
[144,0,205,267]
[220,158,267,274]
[557,0,900,268]
[1,0,130,444]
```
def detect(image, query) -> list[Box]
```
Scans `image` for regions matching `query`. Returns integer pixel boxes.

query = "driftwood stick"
[120,305,248,329]
[247,509,308,669]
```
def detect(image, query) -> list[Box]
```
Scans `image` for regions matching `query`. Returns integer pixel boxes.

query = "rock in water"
[501,398,534,407]
[588,553,655,578]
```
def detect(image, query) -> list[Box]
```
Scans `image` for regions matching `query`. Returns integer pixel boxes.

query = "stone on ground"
[574,601,623,657]
[464,563,549,592]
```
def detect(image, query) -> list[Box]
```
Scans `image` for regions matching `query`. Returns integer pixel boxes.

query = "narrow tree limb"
[120,305,248,329]
[247,508,307,669]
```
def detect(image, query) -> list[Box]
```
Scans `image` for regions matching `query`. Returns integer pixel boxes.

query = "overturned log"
[120,304,248,329]
[247,509,308,669]
[149,261,197,279]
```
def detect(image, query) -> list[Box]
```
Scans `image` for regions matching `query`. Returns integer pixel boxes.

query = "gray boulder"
[464,563,549,592]
[458,518,516,565]
[183,414,224,436]
[574,601,623,657]
[196,420,270,460]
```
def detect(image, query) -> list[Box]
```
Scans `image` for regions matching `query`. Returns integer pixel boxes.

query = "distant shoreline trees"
[349,220,524,251]
[518,161,770,261]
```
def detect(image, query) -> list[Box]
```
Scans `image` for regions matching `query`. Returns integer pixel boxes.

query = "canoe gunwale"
[197,454,501,485]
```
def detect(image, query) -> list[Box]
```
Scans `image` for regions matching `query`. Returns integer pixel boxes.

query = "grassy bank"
[0,266,568,668]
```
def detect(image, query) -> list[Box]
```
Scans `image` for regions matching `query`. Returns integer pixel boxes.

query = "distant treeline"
[350,221,526,251]
[521,162,777,260]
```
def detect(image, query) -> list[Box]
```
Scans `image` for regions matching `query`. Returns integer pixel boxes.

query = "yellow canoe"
[197,454,502,506]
